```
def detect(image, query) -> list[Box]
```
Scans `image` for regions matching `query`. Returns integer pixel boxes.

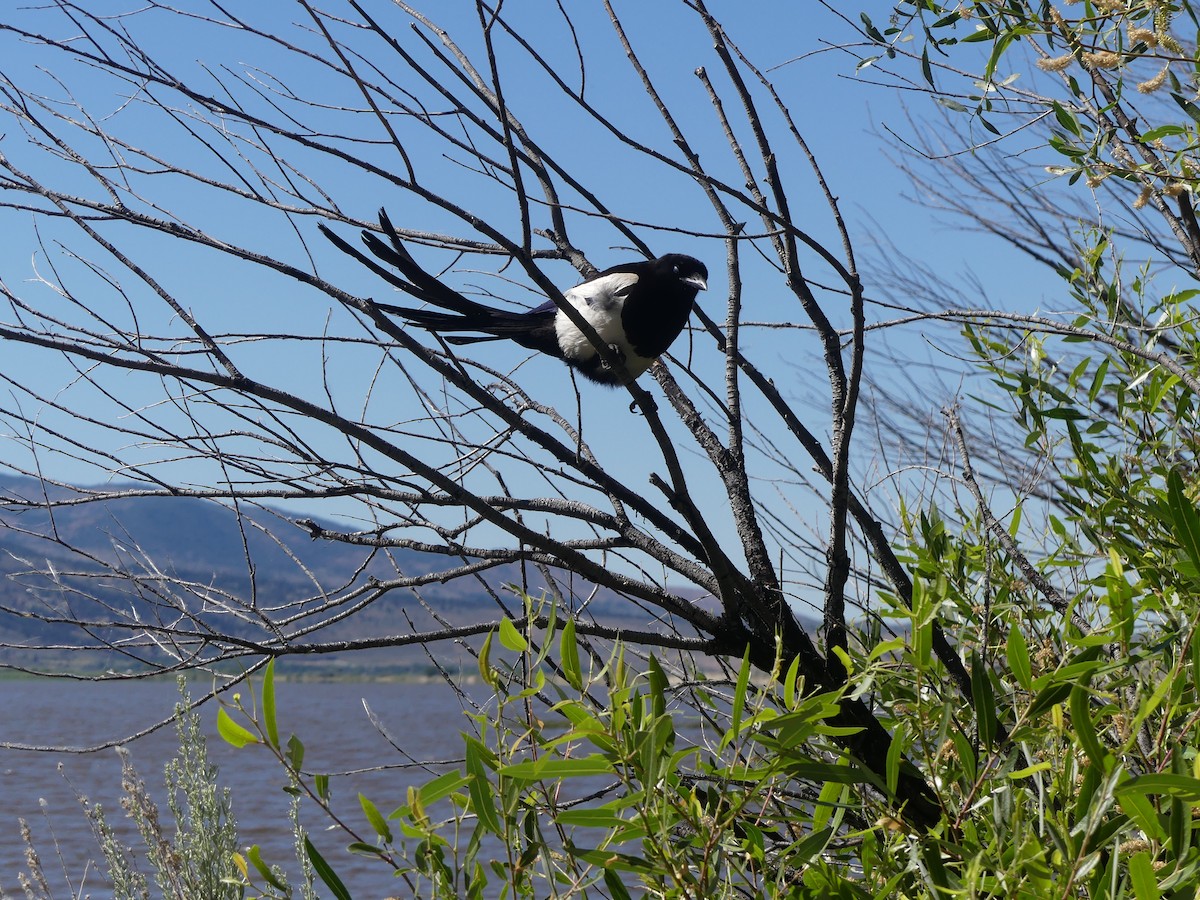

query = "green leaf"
[1117,774,1200,803]
[465,737,501,835]
[1130,668,1174,737]
[1128,850,1162,900]
[1040,406,1086,420]
[216,708,259,748]
[1028,646,1105,718]
[782,762,873,785]
[603,867,634,900]
[885,722,904,796]
[952,730,977,784]
[921,46,935,88]
[860,12,885,42]
[791,826,835,863]
[831,645,853,676]
[501,753,615,781]
[1170,753,1193,859]
[535,596,556,667]
[868,636,905,662]
[1007,626,1032,691]
[783,652,802,709]
[247,845,288,891]
[647,654,667,717]
[1141,124,1188,142]
[1174,93,1200,125]
[478,629,497,688]
[304,837,352,900]
[499,617,528,653]
[1069,680,1111,771]
[921,840,953,892]
[262,658,279,749]
[1008,761,1052,779]
[962,27,996,43]
[560,616,582,690]
[728,646,752,743]
[359,793,393,843]
[812,776,846,833]
[1167,468,1200,571]
[1113,792,1161,844]
[1052,101,1080,137]
[971,652,996,747]
[574,847,654,872]
[395,769,471,817]
[936,96,968,113]
[1088,357,1110,403]
[286,734,304,771]
[1073,762,1103,824]
[557,807,624,828]
[1028,681,1072,720]
[1118,787,1168,842]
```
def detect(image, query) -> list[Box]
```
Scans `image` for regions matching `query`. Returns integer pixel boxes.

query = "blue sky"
[0,1,1060,598]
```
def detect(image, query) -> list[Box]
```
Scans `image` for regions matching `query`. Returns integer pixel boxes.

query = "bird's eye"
[672,265,680,274]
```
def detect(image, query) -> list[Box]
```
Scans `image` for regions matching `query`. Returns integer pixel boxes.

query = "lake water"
[0,677,492,899]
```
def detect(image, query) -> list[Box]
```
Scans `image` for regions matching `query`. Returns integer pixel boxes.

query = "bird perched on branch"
[321,210,708,386]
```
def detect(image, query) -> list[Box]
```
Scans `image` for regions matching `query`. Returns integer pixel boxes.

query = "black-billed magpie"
[324,211,708,386]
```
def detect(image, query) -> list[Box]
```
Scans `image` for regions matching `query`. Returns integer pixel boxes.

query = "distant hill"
[0,472,700,676]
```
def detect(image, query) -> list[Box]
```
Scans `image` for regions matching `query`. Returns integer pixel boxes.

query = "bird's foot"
[600,343,627,370]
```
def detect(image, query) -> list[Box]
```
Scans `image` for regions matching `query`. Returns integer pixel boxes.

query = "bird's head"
[657,254,708,294]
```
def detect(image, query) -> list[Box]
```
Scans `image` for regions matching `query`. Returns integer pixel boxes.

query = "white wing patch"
[554,272,654,376]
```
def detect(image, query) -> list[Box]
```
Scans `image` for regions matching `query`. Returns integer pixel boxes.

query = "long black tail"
[318,209,490,316]
[394,307,509,344]
[321,210,561,355]
[362,210,488,315]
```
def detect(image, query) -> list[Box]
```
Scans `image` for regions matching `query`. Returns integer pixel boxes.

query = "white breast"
[554,272,653,376]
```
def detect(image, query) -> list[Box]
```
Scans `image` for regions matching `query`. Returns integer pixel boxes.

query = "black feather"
[323,209,707,385]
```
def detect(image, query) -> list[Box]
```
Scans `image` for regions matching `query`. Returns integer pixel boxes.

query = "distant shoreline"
[0,667,487,685]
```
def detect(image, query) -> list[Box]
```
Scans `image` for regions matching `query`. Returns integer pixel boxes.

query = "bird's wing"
[553,270,644,362]
[564,271,640,313]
